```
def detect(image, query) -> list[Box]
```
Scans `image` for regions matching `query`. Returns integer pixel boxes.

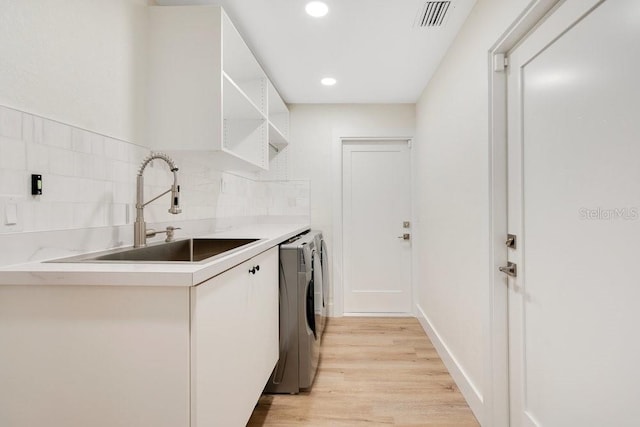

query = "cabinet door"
[246,247,279,400]
[0,286,190,427]
[191,247,278,427]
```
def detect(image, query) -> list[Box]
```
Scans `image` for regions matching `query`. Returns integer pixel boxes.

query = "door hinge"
[494,53,508,72]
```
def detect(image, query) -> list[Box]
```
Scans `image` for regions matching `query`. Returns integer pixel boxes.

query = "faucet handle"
[165,226,181,242]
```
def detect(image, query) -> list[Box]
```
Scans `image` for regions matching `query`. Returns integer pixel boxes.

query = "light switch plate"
[5,204,17,225]
[220,177,229,194]
[0,196,25,232]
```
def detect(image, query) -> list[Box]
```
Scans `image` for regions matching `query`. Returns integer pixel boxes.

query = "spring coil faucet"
[134,152,181,248]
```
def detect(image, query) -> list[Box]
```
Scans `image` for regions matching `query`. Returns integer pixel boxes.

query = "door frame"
[487,1,562,425]
[491,1,615,425]
[330,129,414,317]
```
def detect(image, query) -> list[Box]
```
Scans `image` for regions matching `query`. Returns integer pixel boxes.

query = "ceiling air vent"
[415,1,451,28]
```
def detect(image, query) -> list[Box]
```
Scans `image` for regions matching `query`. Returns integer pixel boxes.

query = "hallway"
[248,317,479,426]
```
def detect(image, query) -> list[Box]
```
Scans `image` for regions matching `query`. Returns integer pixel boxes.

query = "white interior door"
[506,0,640,425]
[342,140,412,314]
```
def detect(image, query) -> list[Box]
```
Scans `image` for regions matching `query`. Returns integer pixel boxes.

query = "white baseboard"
[343,312,414,317]
[415,304,484,424]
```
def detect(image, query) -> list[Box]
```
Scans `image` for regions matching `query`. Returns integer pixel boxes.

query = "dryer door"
[321,238,330,316]
[299,245,321,389]
[306,248,318,339]
[312,247,325,338]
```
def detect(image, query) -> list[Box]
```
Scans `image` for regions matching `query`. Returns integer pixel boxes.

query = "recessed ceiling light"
[321,77,337,86]
[306,1,329,18]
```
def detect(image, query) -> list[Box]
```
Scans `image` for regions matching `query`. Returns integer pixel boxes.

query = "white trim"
[487,1,562,426]
[343,312,413,318]
[416,304,484,422]
[330,128,414,317]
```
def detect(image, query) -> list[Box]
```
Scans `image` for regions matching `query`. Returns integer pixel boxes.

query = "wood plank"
[247,317,479,426]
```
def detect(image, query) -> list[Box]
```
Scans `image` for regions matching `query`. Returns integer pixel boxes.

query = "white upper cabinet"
[268,81,290,152]
[147,6,289,171]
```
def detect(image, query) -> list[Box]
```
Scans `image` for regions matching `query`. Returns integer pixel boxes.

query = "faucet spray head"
[169,169,181,214]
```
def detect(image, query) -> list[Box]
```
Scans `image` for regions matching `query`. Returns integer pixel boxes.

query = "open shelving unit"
[267,81,289,153]
[147,5,289,172]
[222,74,267,168]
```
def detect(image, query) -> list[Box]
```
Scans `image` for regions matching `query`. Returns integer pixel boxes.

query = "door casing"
[488,1,562,426]
[330,129,415,318]
[342,140,412,315]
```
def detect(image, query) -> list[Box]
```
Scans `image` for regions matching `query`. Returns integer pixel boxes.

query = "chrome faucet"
[134,152,182,248]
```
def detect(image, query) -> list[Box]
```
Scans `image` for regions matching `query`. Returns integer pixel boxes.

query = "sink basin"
[48,238,261,263]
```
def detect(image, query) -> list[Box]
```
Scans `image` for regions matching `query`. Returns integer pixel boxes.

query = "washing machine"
[264,230,323,394]
[313,231,330,336]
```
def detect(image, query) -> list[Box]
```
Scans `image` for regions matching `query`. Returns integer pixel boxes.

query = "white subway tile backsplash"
[71,128,94,154]
[90,133,105,157]
[74,178,93,202]
[20,202,35,230]
[48,147,75,177]
[73,152,94,178]
[31,203,51,230]
[296,197,310,208]
[110,160,133,183]
[32,116,44,144]
[72,202,107,228]
[104,137,130,162]
[0,105,309,263]
[26,142,50,173]
[92,157,109,181]
[103,137,119,160]
[0,106,22,139]
[0,169,26,196]
[0,136,27,171]
[42,119,72,149]
[132,145,149,164]
[107,203,128,226]
[50,202,75,230]
[113,181,133,204]
[22,114,34,143]
[41,175,76,203]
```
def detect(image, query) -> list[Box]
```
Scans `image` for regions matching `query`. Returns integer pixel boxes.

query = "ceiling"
[154,0,477,104]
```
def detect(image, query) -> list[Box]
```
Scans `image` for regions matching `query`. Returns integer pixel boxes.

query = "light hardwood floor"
[247,317,479,426]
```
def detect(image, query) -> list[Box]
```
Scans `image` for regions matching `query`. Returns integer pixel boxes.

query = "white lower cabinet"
[0,285,192,427]
[0,247,279,427]
[191,246,279,426]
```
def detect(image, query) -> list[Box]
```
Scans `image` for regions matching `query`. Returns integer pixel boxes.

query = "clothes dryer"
[264,231,322,393]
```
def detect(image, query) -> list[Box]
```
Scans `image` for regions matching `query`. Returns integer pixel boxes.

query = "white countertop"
[0,223,310,287]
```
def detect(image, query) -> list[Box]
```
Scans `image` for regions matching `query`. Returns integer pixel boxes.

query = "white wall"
[288,104,415,237]
[0,0,149,144]
[0,2,309,266]
[413,0,531,423]
[287,104,415,309]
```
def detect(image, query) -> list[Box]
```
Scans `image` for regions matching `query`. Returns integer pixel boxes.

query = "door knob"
[397,233,410,240]
[498,262,517,277]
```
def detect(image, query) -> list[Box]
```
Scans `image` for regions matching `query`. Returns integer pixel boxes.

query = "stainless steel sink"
[48,238,261,263]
